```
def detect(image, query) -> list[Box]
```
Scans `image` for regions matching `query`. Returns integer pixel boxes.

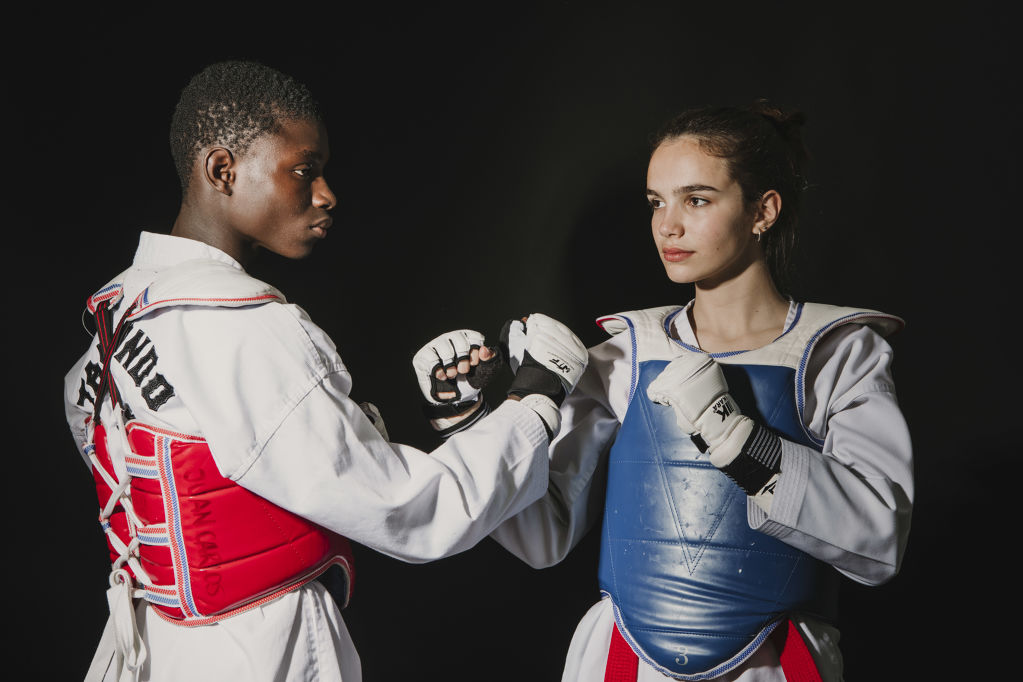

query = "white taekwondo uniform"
[65,231,551,682]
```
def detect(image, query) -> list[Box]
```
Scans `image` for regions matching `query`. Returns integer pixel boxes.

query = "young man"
[64,59,587,682]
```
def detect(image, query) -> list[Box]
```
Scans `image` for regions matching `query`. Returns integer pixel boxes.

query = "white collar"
[670,299,800,351]
[132,231,244,271]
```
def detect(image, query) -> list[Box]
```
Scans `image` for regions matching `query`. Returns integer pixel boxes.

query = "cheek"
[255,202,289,236]
[234,178,280,220]
[708,211,748,246]
[280,184,312,215]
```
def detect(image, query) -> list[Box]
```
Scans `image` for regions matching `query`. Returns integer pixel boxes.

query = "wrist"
[423,395,481,420]
[707,416,755,466]
[712,422,783,499]
[516,393,561,441]
[429,398,489,438]
[507,354,567,406]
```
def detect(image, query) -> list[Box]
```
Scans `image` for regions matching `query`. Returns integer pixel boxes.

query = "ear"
[202,147,235,196]
[753,189,781,237]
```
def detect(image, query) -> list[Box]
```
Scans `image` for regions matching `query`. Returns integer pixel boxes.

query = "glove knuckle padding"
[647,353,744,444]
[648,353,769,489]
[523,313,588,393]
[413,329,487,405]
[439,340,458,367]
[503,313,588,406]
[685,361,730,416]
[450,329,480,360]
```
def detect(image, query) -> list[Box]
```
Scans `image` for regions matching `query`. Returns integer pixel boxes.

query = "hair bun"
[751,99,806,132]
[750,99,809,169]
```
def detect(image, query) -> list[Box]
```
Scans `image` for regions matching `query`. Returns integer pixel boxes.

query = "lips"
[662,247,692,263]
[310,217,333,238]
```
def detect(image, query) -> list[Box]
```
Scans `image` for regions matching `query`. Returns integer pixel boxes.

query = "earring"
[755,230,762,243]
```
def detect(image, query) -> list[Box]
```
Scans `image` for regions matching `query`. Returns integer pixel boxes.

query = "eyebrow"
[646,184,720,196]
[296,149,326,162]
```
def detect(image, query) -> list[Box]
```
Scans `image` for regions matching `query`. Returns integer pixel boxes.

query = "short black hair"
[169,59,323,193]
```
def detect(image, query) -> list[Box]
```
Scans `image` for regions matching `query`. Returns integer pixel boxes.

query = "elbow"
[838,542,902,586]
[879,487,914,583]
[843,500,914,587]
[385,539,470,564]
[848,561,899,587]
[520,553,562,570]
[489,526,572,569]
[496,538,568,570]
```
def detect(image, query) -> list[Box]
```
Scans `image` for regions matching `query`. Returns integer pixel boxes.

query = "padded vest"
[595,303,901,679]
[85,259,354,625]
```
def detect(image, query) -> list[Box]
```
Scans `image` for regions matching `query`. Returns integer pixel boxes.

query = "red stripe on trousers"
[603,619,822,681]
[777,619,823,682]
[604,624,638,682]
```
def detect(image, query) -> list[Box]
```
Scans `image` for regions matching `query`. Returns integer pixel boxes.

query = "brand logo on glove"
[712,397,734,421]
[548,356,571,374]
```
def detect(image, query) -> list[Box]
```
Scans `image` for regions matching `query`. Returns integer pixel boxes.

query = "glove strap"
[507,352,567,405]
[422,398,482,420]
[431,399,491,439]
[717,424,782,497]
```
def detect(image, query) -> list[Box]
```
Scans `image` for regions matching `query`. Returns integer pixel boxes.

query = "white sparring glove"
[412,329,503,438]
[646,352,782,513]
[500,313,588,439]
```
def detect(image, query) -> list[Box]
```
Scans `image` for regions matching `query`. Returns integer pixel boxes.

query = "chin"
[663,265,697,285]
[271,245,316,260]
[291,238,322,259]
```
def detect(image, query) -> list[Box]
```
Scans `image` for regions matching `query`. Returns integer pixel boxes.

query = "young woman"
[422,102,913,681]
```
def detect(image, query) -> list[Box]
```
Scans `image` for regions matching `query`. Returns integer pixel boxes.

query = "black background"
[11,4,1015,680]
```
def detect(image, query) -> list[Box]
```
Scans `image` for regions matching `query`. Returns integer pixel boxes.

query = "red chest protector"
[85,262,354,626]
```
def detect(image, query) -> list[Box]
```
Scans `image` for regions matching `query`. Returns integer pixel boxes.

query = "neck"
[689,260,789,353]
[171,200,251,267]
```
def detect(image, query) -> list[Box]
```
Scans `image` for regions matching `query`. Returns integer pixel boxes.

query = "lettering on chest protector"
[77,322,176,412]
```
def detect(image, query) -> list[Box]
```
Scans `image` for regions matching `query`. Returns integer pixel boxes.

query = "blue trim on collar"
[665,302,805,358]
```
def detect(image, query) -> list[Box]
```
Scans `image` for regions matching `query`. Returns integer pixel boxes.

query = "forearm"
[490,369,621,568]
[236,390,550,563]
[749,391,913,585]
[490,408,617,567]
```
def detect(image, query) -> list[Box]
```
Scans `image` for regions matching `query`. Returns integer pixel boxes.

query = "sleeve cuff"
[747,437,811,536]
[494,398,551,451]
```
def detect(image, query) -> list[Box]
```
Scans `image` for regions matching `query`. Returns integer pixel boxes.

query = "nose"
[654,204,683,238]
[314,177,337,211]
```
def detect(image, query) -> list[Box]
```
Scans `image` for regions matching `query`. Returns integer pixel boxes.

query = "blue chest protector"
[595,303,901,680]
